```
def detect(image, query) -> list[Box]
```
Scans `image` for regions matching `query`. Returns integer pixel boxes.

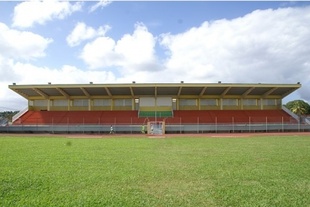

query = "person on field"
[110,125,114,134]
[141,124,146,134]
[150,124,154,134]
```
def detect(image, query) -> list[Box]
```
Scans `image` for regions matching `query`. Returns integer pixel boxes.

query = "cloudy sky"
[0,1,310,111]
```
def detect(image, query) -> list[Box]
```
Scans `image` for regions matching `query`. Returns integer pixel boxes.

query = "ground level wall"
[1,123,309,134]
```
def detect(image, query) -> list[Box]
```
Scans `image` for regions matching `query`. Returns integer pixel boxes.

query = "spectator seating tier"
[14,109,296,125]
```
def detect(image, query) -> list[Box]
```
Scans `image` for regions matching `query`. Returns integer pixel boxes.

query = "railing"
[282,105,299,122]
[0,117,8,126]
[12,107,28,123]
[1,123,310,134]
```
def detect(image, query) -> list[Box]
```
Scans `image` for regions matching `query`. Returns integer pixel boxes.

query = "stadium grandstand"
[1,82,310,134]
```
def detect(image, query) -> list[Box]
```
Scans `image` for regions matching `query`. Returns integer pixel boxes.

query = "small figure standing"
[110,125,114,134]
[150,124,154,134]
[141,124,146,134]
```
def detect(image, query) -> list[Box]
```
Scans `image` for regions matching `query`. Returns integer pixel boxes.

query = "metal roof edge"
[8,82,302,88]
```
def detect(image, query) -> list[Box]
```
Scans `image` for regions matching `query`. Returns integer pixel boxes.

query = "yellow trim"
[113,106,132,110]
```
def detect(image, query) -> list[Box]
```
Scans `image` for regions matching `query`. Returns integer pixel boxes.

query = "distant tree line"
[0,111,19,122]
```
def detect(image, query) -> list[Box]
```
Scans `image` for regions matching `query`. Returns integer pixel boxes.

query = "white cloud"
[2,5,310,111]
[0,22,52,60]
[89,0,112,13]
[0,84,27,111]
[159,6,310,98]
[0,60,118,111]
[11,63,116,85]
[0,56,25,111]
[66,22,110,47]
[12,0,82,28]
[80,23,158,71]
[80,36,120,69]
[78,6,310,102]
[0,21,53,111]
[79,6,310,96]
[115,23,157,66]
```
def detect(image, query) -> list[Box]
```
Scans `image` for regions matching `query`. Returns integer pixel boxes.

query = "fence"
[1,122,309,134]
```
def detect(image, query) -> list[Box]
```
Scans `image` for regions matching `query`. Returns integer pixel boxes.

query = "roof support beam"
[242,87,255,98]
[80,87,90,98]
[177,86,182,96]
[199,87,207,97]
[56,88,69,99]
[33,88,49,99]
[154,86,157,97]
[221,87,231,97]
[263,87,278,97]
[104,87,112,97]
[129,87,134,97]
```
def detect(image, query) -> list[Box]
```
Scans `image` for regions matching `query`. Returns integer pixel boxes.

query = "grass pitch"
[0,134,309,207]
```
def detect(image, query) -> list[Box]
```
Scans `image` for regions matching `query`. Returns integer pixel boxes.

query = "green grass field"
[0,134,309,207]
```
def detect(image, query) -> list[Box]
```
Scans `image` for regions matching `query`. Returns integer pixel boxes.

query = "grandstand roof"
[9,82,301,99]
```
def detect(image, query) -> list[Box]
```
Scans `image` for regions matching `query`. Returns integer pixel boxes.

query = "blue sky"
[0,1,310,111]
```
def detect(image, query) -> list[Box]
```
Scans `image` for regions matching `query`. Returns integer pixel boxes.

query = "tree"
[285,100,310,115]
[285,100,310,123]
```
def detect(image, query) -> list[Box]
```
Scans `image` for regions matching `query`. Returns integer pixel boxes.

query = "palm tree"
[285,100,310,123]
[291,102,307,115]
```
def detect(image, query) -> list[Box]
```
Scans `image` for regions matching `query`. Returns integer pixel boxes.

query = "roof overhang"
[9,82,301,100]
